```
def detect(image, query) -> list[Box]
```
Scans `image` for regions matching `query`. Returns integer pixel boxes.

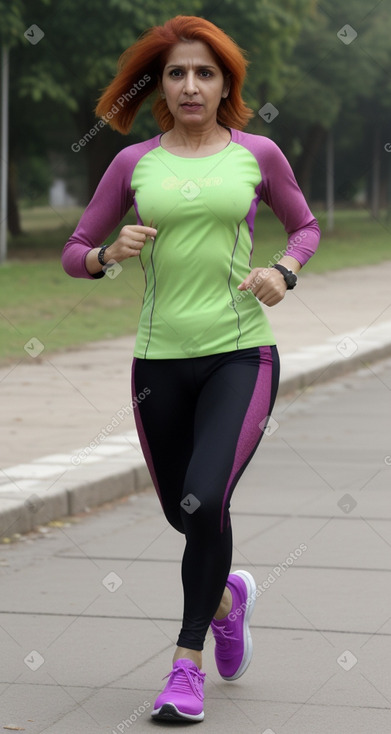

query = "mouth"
[181,102,202,110]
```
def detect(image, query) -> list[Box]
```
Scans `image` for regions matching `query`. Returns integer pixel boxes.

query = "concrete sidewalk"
[1,356,391,732]
[1,261,391,539]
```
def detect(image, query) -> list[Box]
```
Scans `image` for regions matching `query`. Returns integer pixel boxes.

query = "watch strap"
[98,244,110,267]
[272,263,297,289]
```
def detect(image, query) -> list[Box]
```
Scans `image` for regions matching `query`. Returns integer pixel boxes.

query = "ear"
[222,75,231,99]
[157,78,166,99]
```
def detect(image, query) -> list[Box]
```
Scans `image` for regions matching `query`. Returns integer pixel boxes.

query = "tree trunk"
[7,158,23,235]
[294,123,327,199]
[257,82,269,111]
[325,129,334,232]
[371,123,381,219]
[73,100,124,202]
[86,126,122,200]
[386,149,391,222]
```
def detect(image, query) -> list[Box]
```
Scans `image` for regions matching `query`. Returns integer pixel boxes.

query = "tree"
[0,0,27,236]
[200,0,317,120]
[8,0,389,237]
[268,0,391,209]
[14,0,204,203]
[11,0,316,190]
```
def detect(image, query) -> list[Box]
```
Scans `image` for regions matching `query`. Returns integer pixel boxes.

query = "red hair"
[95,15,254,133]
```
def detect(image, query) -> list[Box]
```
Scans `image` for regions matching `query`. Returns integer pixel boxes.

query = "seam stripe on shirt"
[227,223,242,350]
[143,237,157,359]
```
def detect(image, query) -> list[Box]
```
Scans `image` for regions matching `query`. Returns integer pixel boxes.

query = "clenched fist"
[237,266,287,307]
[105,224,158,262]
[85,224,157,275]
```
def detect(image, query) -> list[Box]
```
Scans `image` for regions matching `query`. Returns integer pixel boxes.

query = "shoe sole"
[222,569,257,681]
[151,703,204,721]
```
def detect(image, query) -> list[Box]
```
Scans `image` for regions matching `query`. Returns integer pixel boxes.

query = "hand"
[105,224,157,263]
[237,267,287,307]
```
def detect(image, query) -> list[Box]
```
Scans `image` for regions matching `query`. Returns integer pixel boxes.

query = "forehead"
[164,40,220,68]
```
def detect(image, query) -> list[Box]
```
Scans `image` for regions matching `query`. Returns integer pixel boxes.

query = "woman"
[62,15,320,723]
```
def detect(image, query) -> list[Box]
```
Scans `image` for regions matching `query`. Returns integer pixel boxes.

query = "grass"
[0,205,390,362]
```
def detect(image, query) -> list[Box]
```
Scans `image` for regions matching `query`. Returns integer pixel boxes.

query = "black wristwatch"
[97,244,110,267]
[272,263,297,290]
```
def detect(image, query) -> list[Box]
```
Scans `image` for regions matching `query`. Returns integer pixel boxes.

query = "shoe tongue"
[174,658,198,670]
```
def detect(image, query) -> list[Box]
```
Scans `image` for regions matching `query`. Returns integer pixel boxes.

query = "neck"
[162,122,229,151]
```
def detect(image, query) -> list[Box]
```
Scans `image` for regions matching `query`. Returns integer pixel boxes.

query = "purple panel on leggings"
[131,359,163,508]
[220,345,273,532]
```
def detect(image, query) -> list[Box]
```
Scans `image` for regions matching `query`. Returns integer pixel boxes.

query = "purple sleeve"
[235,131,321,265]
[61,145,140,279]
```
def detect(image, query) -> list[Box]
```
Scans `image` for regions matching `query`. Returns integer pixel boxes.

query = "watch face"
[286,273,297,288]
[273,264,297,288]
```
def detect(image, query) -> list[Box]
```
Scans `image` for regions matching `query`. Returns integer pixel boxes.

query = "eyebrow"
[165,64,217,69]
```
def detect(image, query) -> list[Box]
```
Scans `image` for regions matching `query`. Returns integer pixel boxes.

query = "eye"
[167,68,214,78]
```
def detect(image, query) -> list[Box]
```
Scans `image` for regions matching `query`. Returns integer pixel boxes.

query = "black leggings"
[131,345,280,651]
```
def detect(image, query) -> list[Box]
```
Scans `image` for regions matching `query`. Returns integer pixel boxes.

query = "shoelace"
[162,664,206,697]
[212,624,239,654]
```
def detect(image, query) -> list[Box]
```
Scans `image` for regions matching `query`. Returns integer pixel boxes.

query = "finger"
[143,226,158,240]
[126,225,158,238]
[260,288,286,306]
[126,231,149,243]
[259,288,285,304]
[264,295,282,307]
[132,230,157,244]
[237,275,257,291]
[126,240,145,251]
[238,268,269,291]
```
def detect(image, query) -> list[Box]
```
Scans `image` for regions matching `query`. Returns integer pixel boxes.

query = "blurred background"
[0,0,390,360]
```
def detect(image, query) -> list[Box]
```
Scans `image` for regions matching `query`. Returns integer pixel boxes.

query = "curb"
[278,321,391,395]
[1,320,391,540]
[0,434,151,540]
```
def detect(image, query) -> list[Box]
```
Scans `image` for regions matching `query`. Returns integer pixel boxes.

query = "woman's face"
[160,40,230,128]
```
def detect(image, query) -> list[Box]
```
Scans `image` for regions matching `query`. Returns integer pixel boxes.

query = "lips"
[181,103,202,110]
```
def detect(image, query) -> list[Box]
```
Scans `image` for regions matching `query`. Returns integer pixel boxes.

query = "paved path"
[1,357,391,732]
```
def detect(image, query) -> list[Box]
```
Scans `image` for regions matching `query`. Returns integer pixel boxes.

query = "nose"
[183,71,199,95]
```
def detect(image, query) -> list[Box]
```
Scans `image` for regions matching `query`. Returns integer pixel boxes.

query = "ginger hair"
[95,15,254,133]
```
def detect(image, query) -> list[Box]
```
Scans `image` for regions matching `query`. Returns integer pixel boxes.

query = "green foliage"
[14,0,204,108]
[201,0,316,107]
[276,0,385,129]
[0,0,25,45]
[18,70,78,108]
[18,155,52,201]
[5,0,391,217]
[10,0,316,136]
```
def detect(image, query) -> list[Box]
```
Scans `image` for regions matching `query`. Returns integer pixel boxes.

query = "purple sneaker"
[151,658,206,721]
[210,569,257,681]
